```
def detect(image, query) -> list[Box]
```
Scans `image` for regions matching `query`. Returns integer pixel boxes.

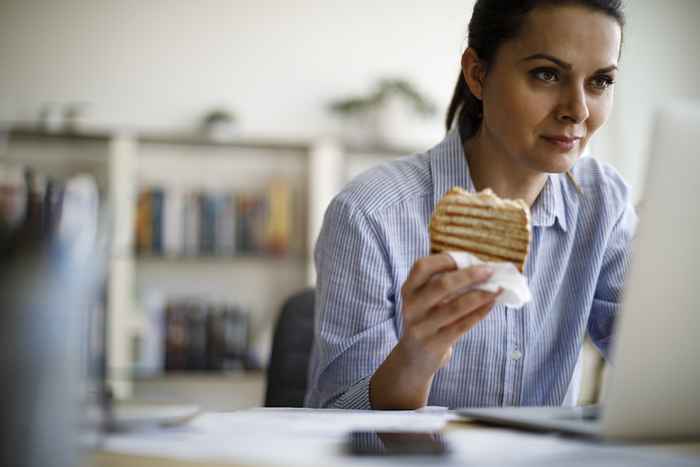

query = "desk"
[90,408,700,467]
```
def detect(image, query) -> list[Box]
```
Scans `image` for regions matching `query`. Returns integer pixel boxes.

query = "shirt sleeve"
[304,196,398,409]
[587,200,638,359]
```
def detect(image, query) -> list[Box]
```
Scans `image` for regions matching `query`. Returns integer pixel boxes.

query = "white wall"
[592,0,700,199]
[2,0,698,194]
[0,0,474,145]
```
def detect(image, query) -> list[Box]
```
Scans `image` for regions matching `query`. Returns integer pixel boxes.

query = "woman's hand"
[370,253,499,409]
[399,253,499,373]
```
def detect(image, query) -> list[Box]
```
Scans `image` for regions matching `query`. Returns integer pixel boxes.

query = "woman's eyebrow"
[594,64,618,73]
[520,53,572,69]
[520,53,618,73]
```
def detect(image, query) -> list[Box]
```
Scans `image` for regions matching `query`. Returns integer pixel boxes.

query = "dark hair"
[446,0,625,140]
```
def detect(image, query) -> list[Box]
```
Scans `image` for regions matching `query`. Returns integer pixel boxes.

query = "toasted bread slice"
[430,187,532,272]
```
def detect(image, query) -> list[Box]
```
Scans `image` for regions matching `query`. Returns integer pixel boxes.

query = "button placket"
[503,306,517,406]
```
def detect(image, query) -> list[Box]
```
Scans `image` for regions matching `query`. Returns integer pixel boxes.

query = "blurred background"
[1,0,698,411]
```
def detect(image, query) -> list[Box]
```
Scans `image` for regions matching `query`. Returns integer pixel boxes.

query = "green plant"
[328,78,436,118]
[202,109,237,126]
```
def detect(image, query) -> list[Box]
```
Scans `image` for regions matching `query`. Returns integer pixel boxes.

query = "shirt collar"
[429,128,568,232]
[531,174,568,231]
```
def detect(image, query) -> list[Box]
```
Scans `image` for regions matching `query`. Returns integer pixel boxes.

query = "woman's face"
[475,5,622,174]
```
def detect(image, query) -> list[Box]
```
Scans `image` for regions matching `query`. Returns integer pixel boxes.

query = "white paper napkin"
[445,251,532,308]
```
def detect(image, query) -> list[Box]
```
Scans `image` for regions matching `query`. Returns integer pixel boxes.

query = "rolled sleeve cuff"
[331,375,373,410]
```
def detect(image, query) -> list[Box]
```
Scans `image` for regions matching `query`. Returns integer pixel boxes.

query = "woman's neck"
[463,129,548,208]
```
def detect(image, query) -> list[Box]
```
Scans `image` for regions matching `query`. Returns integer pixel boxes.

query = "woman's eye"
[590,75,615,91]
[531,68,559,83]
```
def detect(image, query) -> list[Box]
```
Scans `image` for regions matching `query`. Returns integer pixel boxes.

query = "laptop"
[456,102,700,441]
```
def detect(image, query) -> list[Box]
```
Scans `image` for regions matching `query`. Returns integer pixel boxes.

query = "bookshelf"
[132,371,265,411]
[1,126,405,399]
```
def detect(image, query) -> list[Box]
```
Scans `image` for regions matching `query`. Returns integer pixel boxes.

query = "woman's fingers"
[398,253,500,373]
[410,289,498,339]
[409,266,494,320]
[438,298,497,344]
[401,254,457,299]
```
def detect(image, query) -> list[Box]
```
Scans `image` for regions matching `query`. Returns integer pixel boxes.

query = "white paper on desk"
[193,408,448,437]
[102,408,450,466]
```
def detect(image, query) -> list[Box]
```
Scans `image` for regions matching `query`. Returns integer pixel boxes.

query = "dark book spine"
[151,189,164,255]
[235,193,249,253]
[206,195,216,254]
[198,193,215,255]
[185,304,208,370]
[253,194,267,254]
[206,306,225,371]
[164,304,187,371]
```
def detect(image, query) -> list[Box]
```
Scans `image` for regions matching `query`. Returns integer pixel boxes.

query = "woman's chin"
[529,151,580,174]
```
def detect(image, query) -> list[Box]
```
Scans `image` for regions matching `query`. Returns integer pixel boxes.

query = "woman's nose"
[556,84,589,124]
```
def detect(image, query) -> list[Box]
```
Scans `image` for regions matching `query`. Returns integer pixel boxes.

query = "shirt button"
[510,350,523,361]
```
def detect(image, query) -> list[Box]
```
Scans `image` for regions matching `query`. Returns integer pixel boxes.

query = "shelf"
[139,133,312,152]
[134,253,307,264]
[133,370,264,384]
[2,126,114,143]
[344,142,422,157]
[3,126,399,401]
[3,126,314,152]
[130,370,265,410]
[4,125,421,156]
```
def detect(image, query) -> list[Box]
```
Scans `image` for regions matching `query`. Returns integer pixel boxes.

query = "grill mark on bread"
[442,188,528,210]
[438,204,527,224]
[430,187,532,272]
[431,215,530,240]
[431,241,522,267]
[430,232,526,262]
[429,224,529,252]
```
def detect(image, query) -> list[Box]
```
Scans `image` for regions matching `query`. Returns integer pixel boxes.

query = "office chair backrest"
[264,288,315,407]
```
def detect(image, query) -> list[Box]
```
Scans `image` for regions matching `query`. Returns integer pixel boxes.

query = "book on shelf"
[151,189,164,254]
[161,298,251,373]
[183,191,200,257]
[185,303,208,371]
[135,190,152,254]
[266,179,291,255]
[215,193,236,256]
[163,301,187,372]
[134,180,298,259]
[198,192,215,255]
[235,191,263,254]
[163,187,184,257]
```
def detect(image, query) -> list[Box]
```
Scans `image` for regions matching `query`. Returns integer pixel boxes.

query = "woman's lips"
[541,135,582,151]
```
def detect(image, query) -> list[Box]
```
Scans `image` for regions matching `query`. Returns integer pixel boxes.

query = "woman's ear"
[461,48,486,101]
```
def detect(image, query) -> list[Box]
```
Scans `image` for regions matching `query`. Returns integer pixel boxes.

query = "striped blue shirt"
[305,128,637,410]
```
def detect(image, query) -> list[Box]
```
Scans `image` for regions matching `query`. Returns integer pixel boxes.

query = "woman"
[305,0,636,410]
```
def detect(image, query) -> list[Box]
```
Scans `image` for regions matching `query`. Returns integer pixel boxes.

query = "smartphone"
[346,431,450,456]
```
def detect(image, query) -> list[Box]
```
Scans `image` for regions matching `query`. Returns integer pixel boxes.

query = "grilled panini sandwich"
[430,187,532,272]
